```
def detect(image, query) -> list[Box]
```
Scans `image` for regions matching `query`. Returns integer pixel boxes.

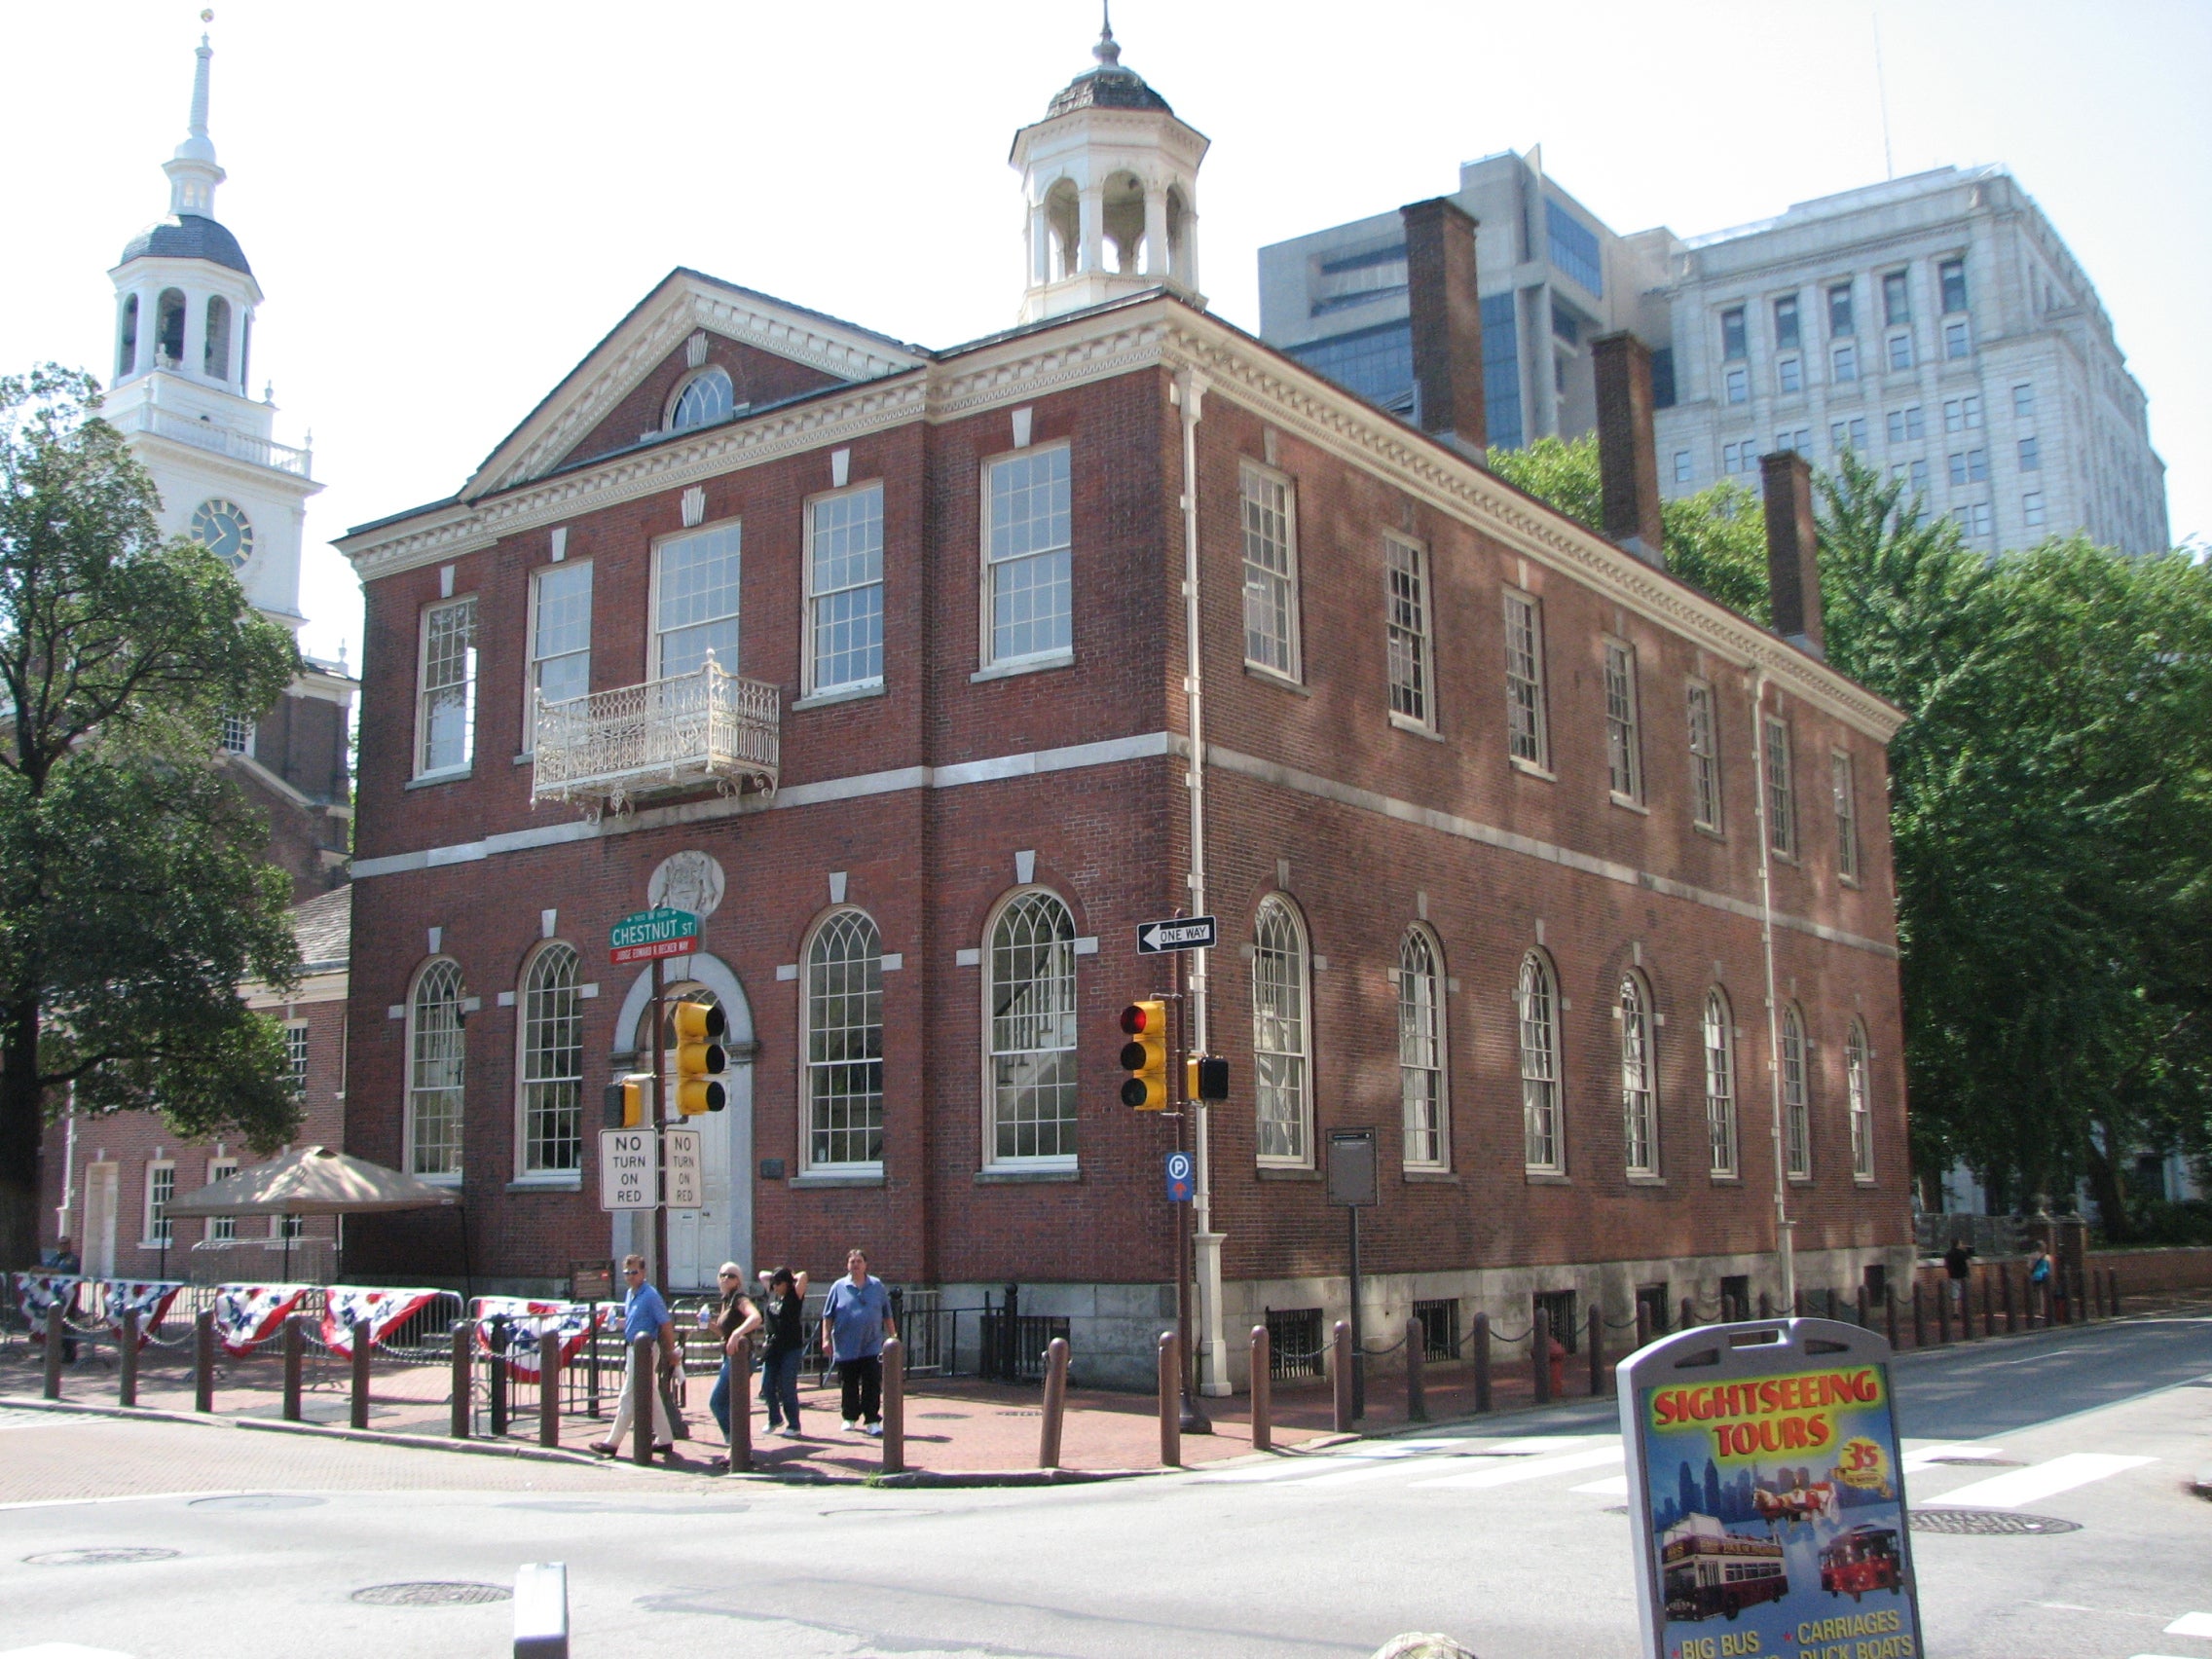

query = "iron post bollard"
[584,1303,601,1419]
[282,1313,306,1421]
[1936,1280,1951,1345]
[489,1315,510,1438]
[1856,1285,1869,1331]
[2110,1269,2122,1318]
[451,1322,474,1439]
[880,1335,905,1475]
[513,1561,570,1659]
[1884,1285,1899,1348]
[1531,1307,1552,1407]
[1588,1306,1606,1398]
[350,1317,372,1430]
[1910,1281,1925,1347]
[42,1305,63,1399]
[194,1309,215,1413]
[1039,1335,1070,1468]
[1980,1270,1995,1337]
[2002,1270,2017,1334]
[539,1328,563,1450]
[1406,1317,1428,1422]
[119,1309,139,1408]
[630,1335,654,1465]
[1159,1332,1183,1467]
[1248,1326,1272,1452]
[1472,1311,1492,1413]
[1330,1321,1353,1433]
[726,1333,753,1474]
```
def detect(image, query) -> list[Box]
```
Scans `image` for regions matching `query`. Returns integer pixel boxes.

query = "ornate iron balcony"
[531,658,779,818]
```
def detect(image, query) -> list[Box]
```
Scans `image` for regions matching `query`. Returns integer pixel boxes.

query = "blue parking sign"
[1164,1151,1194,1202]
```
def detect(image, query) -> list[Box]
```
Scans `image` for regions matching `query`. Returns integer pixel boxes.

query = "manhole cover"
[1006,1409,1042,1418]
[916,1412,970,1420]
[1927,1456,2026,1467]
[1910,1509,2081,1535]
[25,1548,181,1567]
[191,1493,326,1511]
[350,1581,512,1606]
[1603,1505,1630,1516]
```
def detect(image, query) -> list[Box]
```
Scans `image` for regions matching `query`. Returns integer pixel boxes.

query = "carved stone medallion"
[648,850,725,919]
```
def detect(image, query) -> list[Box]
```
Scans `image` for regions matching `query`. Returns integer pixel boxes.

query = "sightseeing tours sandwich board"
[1618,1317,1924,1659]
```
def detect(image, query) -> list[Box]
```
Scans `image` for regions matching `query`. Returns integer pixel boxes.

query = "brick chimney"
[1400,198,1487,461]
[1592,331,1666,569]
[1759,450,1825,659]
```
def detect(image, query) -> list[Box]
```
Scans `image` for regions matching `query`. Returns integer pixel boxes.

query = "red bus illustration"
[1660,1515,1790,1622]
[1820,1525,1903,1600]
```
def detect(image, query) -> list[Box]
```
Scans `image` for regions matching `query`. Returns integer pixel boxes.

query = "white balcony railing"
[132,404,313,478]
[531,657,780,817]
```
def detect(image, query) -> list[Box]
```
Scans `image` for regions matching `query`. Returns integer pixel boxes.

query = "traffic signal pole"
[650,955,668,1287]
[1174,948,1208,1434]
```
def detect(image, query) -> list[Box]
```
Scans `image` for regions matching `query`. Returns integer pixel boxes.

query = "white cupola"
[1010,11,1209,323]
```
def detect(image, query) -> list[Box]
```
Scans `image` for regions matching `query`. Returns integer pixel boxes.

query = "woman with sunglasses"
[706,1261,762,1461]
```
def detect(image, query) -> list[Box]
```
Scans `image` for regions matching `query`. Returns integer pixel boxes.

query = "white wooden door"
[666,1064,751,1292]
[83,1163,119,1278]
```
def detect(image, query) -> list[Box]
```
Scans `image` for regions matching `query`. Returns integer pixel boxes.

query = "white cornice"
[129,433,323,502]
[340,294,1901,741]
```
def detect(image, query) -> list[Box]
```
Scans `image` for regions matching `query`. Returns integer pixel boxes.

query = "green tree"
[0,365,304,1270]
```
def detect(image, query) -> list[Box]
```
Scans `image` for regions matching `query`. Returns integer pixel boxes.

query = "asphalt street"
[0,1311,2205,1659]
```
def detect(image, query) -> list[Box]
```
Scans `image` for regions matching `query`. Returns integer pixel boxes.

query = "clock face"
[189,498,254,570]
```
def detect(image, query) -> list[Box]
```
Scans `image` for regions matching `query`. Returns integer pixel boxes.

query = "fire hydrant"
[1548,1335,1567,1397]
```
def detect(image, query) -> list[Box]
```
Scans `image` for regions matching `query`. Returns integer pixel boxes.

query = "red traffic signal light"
[1119,999,1169,1109]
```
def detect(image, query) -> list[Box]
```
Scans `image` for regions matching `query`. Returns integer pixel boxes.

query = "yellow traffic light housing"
[671,1001,728,1115]
[1120,999,1169,1109]
[605,1073,650,1127]
[1187,1054,1230,1102]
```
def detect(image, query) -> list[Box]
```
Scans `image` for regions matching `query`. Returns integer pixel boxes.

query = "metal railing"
[185,1236,337,1285]
[129,404,313,478]
[530,658,779,815]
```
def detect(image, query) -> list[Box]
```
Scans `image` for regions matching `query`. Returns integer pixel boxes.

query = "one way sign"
[1136,914,1217,955]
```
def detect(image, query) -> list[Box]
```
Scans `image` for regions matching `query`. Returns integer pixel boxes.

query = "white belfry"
[1011,14,1208,323]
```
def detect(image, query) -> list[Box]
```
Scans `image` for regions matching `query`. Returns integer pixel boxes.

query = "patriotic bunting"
[13,1272,79,1338]
[211,1283,312,1355]
[320,1287,441,1355]
[99,1281,184,1346]
[472,1297,605,1377]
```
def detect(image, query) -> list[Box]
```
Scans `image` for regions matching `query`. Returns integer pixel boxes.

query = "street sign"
[598,1128,655,1212]
[1135,914,1217,955]
[1164,1150,1194,1202]
[1619,1318,1924,1659]
[662,1126,703,1211]
[1326,1128,1378,1207]
[608,906,700,965]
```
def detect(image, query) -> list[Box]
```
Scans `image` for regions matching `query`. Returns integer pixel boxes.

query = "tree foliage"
[1494,434,2212,1232]
[0,365,304,1268]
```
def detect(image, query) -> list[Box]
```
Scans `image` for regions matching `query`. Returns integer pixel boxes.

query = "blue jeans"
[761,1348,803,1430]
[709,1357,733,1439]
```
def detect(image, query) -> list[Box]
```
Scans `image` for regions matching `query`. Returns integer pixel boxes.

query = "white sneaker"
[842,1419,858,1432]
[864,1421,884,1438]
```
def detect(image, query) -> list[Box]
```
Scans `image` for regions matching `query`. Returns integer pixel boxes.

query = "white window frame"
[414,596,477,779]
[1384,533,1433,729]
[523,559,593,752]
[405,958,466,1183]
[1776,354,1802,395]
[1783,1004,1811,1180]
[1703,989,1739,1178]
[666,365,735,432]
[1724,366,1749,405]
[1398,925,1448,1170]
[1502,590,1550,772]
[1847,1021,1875,1182]
[650,519,744,682]
[1763,716,1796,860]
[1886,332,1914,373]
[980,444,1074,672]
[204,1158,238,1241]
[141,1160,175,1248]
[1673,450,1693,485]
[2023,491,2046,530]
[283,1019,311,1097]
[1604,639,1642,804]
[1518,951,1563,1174]
[515,941,584,1178]
[803,907,885,1174]
[803,482,887,698]
[220,713,254,756]
[1831,750,1861,884]
[1252,897,1313,1167]
[983,888,1080,1169]
[1686,681,1722,832]
[1619,971,1657,1177]
[1239,462,1303,682]
[1831,341,1858,384]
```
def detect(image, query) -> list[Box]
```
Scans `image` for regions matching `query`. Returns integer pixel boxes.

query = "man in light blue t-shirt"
[821,1249,897,1435]
[593,1253,677,1455]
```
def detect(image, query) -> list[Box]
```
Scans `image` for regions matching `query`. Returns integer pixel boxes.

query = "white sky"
[5,0,2205,665]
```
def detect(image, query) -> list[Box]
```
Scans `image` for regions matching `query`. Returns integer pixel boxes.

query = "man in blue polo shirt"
[593,1253,677,1455]
[821,1249,897,1435]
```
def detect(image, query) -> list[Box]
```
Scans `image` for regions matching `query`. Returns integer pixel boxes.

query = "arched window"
[1782,1005,1811,1179]
[1703,989,1738,1177]
[156,288,186,366]
[116,295,138,381]
[986,891,1078,1164]
[518,944,582,1174]
[407,960,465,1177]
[203,295,233,381]
[1398,927,1447,1169]
[668,367,734,432]
[1847,1021,1874,1180]
[1518,952,1562,1171]
[805,909,883,1170]
[1253,897,1311,1165]
[1620,972,1656,1175]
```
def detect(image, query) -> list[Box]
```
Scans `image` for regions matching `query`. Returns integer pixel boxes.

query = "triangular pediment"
[461,270,928,500]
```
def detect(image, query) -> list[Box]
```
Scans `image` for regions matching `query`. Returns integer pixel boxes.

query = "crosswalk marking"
[1935,1453,2155,1509]
[2163,1612,2212,1638]
[1570,1473,1631,1496]
[1410,1445,1624,1490]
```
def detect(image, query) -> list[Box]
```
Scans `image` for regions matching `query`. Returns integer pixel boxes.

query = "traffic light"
[671,1001,728,1115]
[604,1073,650,1127]
[1119,999,1169,1109]
[1187,1055,1230,1102]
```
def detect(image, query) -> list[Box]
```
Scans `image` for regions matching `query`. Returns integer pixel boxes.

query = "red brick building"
[335,33,1910,1388]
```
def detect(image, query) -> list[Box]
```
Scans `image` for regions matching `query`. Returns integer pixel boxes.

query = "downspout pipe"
[1748,671,1797,1310]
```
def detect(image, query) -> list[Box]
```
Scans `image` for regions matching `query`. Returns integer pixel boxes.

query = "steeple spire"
[1094,3,1121,66]
[164,16,226,219]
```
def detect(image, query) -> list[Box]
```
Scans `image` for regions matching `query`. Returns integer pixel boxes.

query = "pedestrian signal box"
[671,1001,728,1114]
[604,1073,651,1128]
[1187,1055,1230,1101]
[1119,1000,1169,1109]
